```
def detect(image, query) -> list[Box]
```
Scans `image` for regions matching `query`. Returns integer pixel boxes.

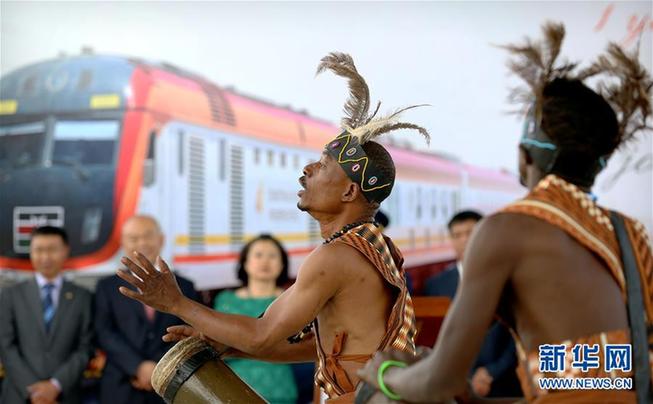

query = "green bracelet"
[377,360,407,401]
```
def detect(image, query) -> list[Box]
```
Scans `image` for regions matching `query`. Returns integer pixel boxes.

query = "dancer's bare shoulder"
[300,241,371,279]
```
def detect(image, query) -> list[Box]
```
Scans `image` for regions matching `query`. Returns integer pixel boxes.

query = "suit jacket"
[424,264,521,397]
[423,264,459,299]
[94,273,199,404]
[0,278,94,404]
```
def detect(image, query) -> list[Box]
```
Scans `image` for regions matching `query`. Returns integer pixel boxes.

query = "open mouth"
[297,177,306,197]
[297,176,309,197]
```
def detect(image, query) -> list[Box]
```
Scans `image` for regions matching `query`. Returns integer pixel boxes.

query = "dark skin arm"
[225,335,317,363]
[117,245,340,359]
[163,320,318,363]
[358,214,519,402]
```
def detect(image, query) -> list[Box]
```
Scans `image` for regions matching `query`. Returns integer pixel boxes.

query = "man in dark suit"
[0,226,94,404]
[424,210,521,398]
[94,215,199,404]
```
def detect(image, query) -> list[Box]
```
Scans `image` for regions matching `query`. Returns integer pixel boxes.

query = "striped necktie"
[42,283,55,332]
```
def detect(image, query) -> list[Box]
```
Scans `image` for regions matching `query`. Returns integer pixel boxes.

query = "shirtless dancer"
[357,23,653,403]
[117,52,429,403]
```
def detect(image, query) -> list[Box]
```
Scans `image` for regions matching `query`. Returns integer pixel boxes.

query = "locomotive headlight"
[81,207,102,244]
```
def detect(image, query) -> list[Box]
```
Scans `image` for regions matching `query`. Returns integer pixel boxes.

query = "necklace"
[323,220,377,244]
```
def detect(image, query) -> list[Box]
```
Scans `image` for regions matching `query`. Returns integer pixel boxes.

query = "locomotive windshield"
[0,119,119,171]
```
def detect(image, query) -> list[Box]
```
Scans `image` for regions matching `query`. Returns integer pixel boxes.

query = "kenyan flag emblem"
[13,206,64,253]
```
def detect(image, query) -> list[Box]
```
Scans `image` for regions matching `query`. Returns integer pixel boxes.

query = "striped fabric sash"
[501,175,652,321]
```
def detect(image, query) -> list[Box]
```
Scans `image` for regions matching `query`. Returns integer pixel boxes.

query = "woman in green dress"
[214,234,298,404]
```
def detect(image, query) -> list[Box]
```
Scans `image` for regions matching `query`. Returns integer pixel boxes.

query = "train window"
[143,132,156,186]
[268,150,274,166]
[0,122,47,171]
[280,152,286,168]
[293,155,299,169]
[452,191,460,213]
[219,139,226,181]
[178,130,184,175]
[432,190,437,219]
[254,148,260,165]
[416,188,422,219]
[441,191,449,219]
[147,133,155,160]
[52,120,119,166]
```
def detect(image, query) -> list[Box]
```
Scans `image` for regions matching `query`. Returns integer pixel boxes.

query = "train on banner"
[0,55,522,289]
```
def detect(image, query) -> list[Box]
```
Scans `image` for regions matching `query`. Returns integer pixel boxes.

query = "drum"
[151,336,267,404]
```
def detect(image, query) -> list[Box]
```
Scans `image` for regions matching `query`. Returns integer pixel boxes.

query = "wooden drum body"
[152,337,267,404]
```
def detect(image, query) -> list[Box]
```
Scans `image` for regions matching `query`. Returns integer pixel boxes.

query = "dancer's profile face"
[297,150,352,214]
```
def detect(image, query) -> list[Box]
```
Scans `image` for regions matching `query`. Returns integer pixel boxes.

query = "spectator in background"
[0,226,94,404]
[214,234,299,404]
[425,210,483,298]
[424,210,521,398]
[94,215,199,404]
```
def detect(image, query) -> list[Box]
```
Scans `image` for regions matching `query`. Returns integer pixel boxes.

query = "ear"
[341,182,360,203]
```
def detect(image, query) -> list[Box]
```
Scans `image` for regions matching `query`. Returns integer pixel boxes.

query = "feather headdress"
[315,52,430,204]
[503,21,652,145]
[578,42,653,144]
[316,52,430,146]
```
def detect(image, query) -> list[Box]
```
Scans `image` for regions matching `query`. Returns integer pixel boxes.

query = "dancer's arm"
[118,243,350,359]
[359,214,517,402]
[163,318,318,363]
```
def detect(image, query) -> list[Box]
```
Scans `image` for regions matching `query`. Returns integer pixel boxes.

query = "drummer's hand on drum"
[164,325,231,356]
[163,325,199,342]
[117,252,184,313]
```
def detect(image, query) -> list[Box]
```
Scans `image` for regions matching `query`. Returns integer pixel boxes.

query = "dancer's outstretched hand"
[117,252,184,314]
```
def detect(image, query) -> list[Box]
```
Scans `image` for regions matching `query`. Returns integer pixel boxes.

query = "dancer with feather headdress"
[114,52,428,403]
[357,22,653,404]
